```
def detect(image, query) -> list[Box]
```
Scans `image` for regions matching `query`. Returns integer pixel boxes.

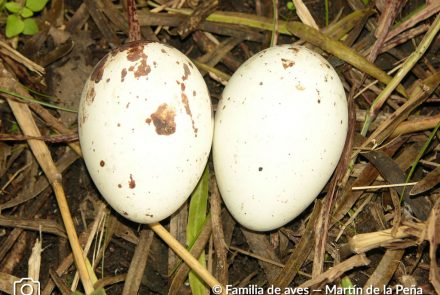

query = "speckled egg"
[78,41,213,224]
[213,45,348,231]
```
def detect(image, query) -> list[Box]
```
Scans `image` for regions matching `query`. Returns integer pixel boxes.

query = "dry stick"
[210,176,228,285]
[241,228,282,284]
[176,0,219,39]
[49,269,72,295]
[292,0,319,30]
[348,224,425,254]
[391,113,440,138]
[363,249,404,292]
[125,0,223,291]
[286,21,407,97]
[272,200,322,289]
[300,254,370,288]
[386,2,440,41]
[126,0,141,42]
[29,103,82,156]
[122,229,154,295]
[169,217,213,295]
[427,198,440,293]
[361,13,440,136]
[355,0,403,105]
[150,223,223,291]
[168,204,188,275]
[357,72,440,157]
[0,64,94,294]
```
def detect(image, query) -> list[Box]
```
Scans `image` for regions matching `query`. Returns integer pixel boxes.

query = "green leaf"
[186,166,209,295]
[341,276,356,295]
[189,252,207,295]
[25,0,48,12]
[23,17,38,35]
[187,167,209,244]
[21,7,33,18]
[5,14,24,38]
[5,1,21,13]
[286,2,295,11]
[90,288,106,295]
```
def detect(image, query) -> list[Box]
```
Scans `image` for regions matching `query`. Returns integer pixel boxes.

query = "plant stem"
[360,13,440,136]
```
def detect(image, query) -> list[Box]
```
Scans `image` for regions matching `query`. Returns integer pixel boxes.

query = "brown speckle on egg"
[121,68,127,82]
[182,63,191,80]
[128,174,136,189]
[126,44,146,62]
[181,92,198,136]
[150,103,176,135]
[100,160,105,167]
[281,58,295,69]
[85,87,95,105]
[133,59,151,78]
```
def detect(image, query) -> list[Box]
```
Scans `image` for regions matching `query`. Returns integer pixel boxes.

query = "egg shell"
[213,45,348,231]
[78,41,213,224]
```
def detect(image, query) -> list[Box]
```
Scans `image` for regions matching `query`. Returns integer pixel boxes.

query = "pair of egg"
[78,41,347,232]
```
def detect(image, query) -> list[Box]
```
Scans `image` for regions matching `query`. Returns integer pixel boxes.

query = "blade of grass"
[403,120,440,200]
[325,0,329,26]
[270,0,279,47]
[146,1,371,37]
[361,13,440,136]
[286,21,408,97]
[187,166,209,295]
[0,62,94,293]
[0,87,77,113]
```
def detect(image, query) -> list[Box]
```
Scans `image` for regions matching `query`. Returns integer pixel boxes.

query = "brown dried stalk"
[0,62,94,293]
[177,0,219,38]
[299,254,370,288]
[122,229,154,295]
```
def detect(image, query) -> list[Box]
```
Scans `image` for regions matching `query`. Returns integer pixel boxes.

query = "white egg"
[213,45,348,231]
[78,41,213,224]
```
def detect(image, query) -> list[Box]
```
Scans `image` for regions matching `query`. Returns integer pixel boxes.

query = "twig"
[292,0,319,29]
[229,246,284,267]
[286,21,407,97]
[0,40,45,75]
[352,182,418,191]
[176,0,219,38]
[299,254,370,288]
[361,13,440,136]
[270,0,279,47]
[127,0,141,42]
[0,62,95,294]
[149,222,224,292]
[122,229,154,295]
